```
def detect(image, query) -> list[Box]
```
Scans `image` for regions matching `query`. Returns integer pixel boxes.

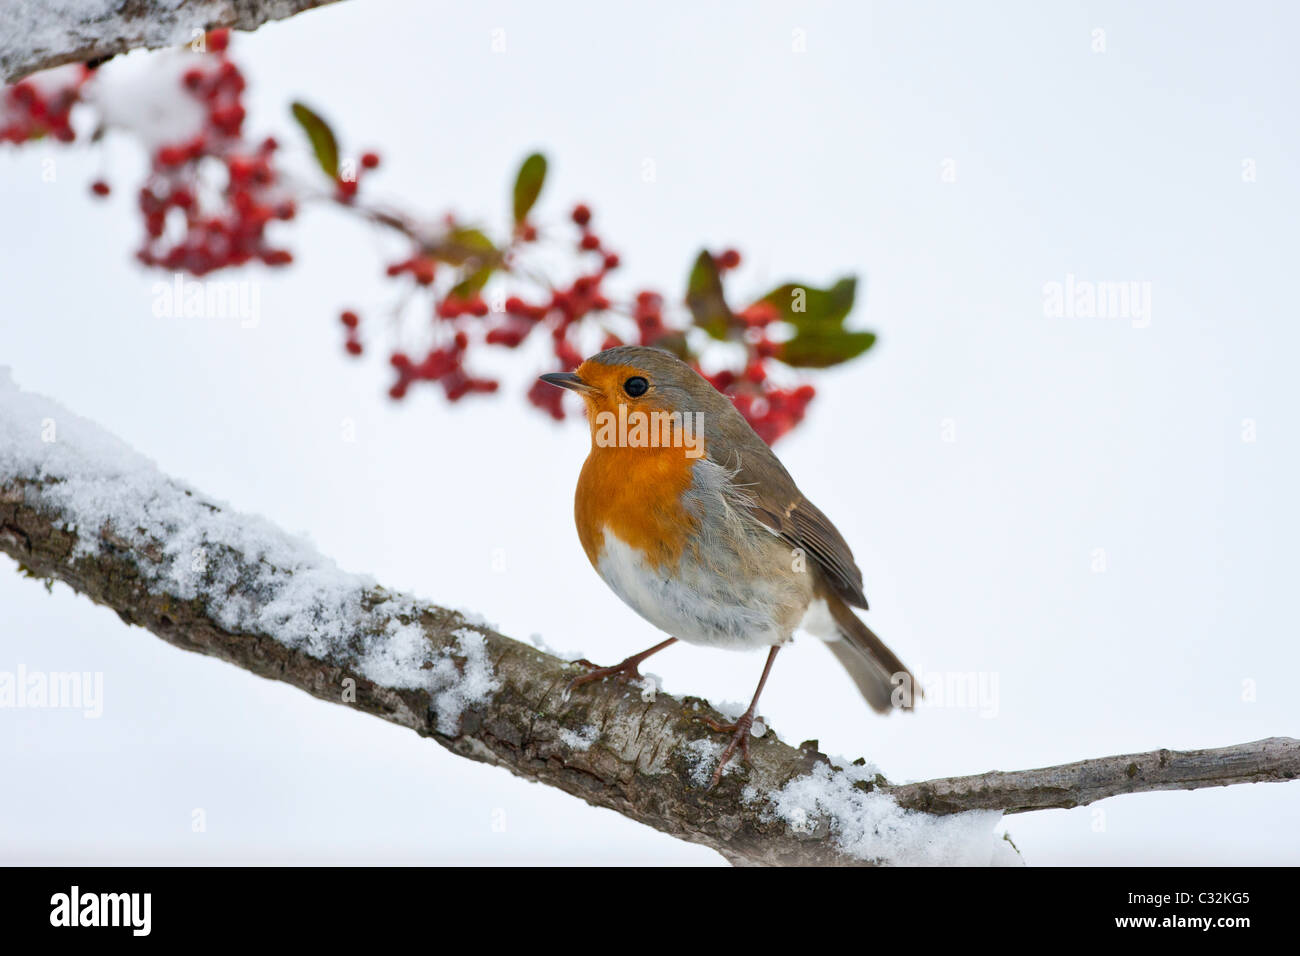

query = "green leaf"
[685,250,733,339]
[450,264,494,300]
[290,101,340,179]
[512,153,547,223]
[777,330,876,368]
[758,277,857,331]
[439,226,499,267]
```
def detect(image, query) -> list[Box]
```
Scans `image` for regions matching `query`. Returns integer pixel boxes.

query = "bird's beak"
[538,371,594,394]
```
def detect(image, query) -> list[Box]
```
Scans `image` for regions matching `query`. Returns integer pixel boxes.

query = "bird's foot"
[564,637,678,697]
[565,655,648,695]
[696,711,757,789]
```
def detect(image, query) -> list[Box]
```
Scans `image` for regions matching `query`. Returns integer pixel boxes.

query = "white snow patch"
[558,724,600,751]
[422,629,500,735]
[682,737,741,787]
[85,51,207,147]
[455,609,495,630]
[528,632,584,662]
[0,369,499,732]
[764,761,1010,866]
[714,699,747,720]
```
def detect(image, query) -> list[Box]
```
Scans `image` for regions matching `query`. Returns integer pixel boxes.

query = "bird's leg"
[566,637,678,694]
[698,645,781,788]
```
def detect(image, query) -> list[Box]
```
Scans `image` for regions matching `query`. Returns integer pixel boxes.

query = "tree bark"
[2,0,344,82]
[887,737,1298,815]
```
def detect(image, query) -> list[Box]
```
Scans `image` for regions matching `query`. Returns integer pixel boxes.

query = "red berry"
[360,152,380,169]
[603,253,620,270]
[340,310,359,328]
[207,29,230,53]
[717,248,741,270]
[90,180,110,197]
[156,146,186,167]
[571,203,592,226]
[580,233,600,251]
[345,339,363,356]
[412,259,436,285]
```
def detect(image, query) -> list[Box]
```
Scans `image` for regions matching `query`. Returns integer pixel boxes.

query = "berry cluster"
[0,65,90,144]
[386,336,501,401]
[117,32,296,274]
[3,34,854,445]
[704,368,816,445]
[368,201,628,416]
[371,200,815,439]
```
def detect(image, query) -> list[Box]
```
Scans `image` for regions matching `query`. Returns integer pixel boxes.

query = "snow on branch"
[1,0,343,83]
[1,369,1296,866]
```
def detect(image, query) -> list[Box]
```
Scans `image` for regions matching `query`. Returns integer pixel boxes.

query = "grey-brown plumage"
[585,345,916,713]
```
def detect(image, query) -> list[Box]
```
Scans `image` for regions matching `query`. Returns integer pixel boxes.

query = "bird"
[539,345,916,787]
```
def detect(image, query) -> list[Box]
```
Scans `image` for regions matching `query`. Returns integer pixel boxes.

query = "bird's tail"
[822,594,918,713]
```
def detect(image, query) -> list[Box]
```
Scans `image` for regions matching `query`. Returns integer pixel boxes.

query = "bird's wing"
[725,441,870,610]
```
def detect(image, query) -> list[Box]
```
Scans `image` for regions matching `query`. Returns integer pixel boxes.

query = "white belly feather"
[595,530,799,650]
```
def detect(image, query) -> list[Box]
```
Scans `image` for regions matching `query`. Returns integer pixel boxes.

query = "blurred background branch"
[2,0,343,82]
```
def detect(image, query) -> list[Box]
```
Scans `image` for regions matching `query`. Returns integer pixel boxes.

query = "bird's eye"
[623,376,649,398]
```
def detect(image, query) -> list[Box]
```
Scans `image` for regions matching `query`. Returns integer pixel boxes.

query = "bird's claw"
[564,657,644,696]
[694,711,756,788]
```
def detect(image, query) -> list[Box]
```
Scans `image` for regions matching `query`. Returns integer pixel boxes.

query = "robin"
[540,345,916,787]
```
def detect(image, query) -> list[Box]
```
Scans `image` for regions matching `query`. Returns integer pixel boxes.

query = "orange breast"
[575,442,699,572]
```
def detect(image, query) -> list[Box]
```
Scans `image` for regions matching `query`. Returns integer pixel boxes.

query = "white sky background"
[1,0,1297,864]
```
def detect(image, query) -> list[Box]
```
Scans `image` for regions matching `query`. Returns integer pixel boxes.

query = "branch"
[887,737,1298,815]
[2,0,344,82]
[1,372,1295,866]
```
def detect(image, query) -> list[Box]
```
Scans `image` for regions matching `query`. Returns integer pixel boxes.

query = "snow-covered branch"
[1,371,1295,865]
[1,0,343,82]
